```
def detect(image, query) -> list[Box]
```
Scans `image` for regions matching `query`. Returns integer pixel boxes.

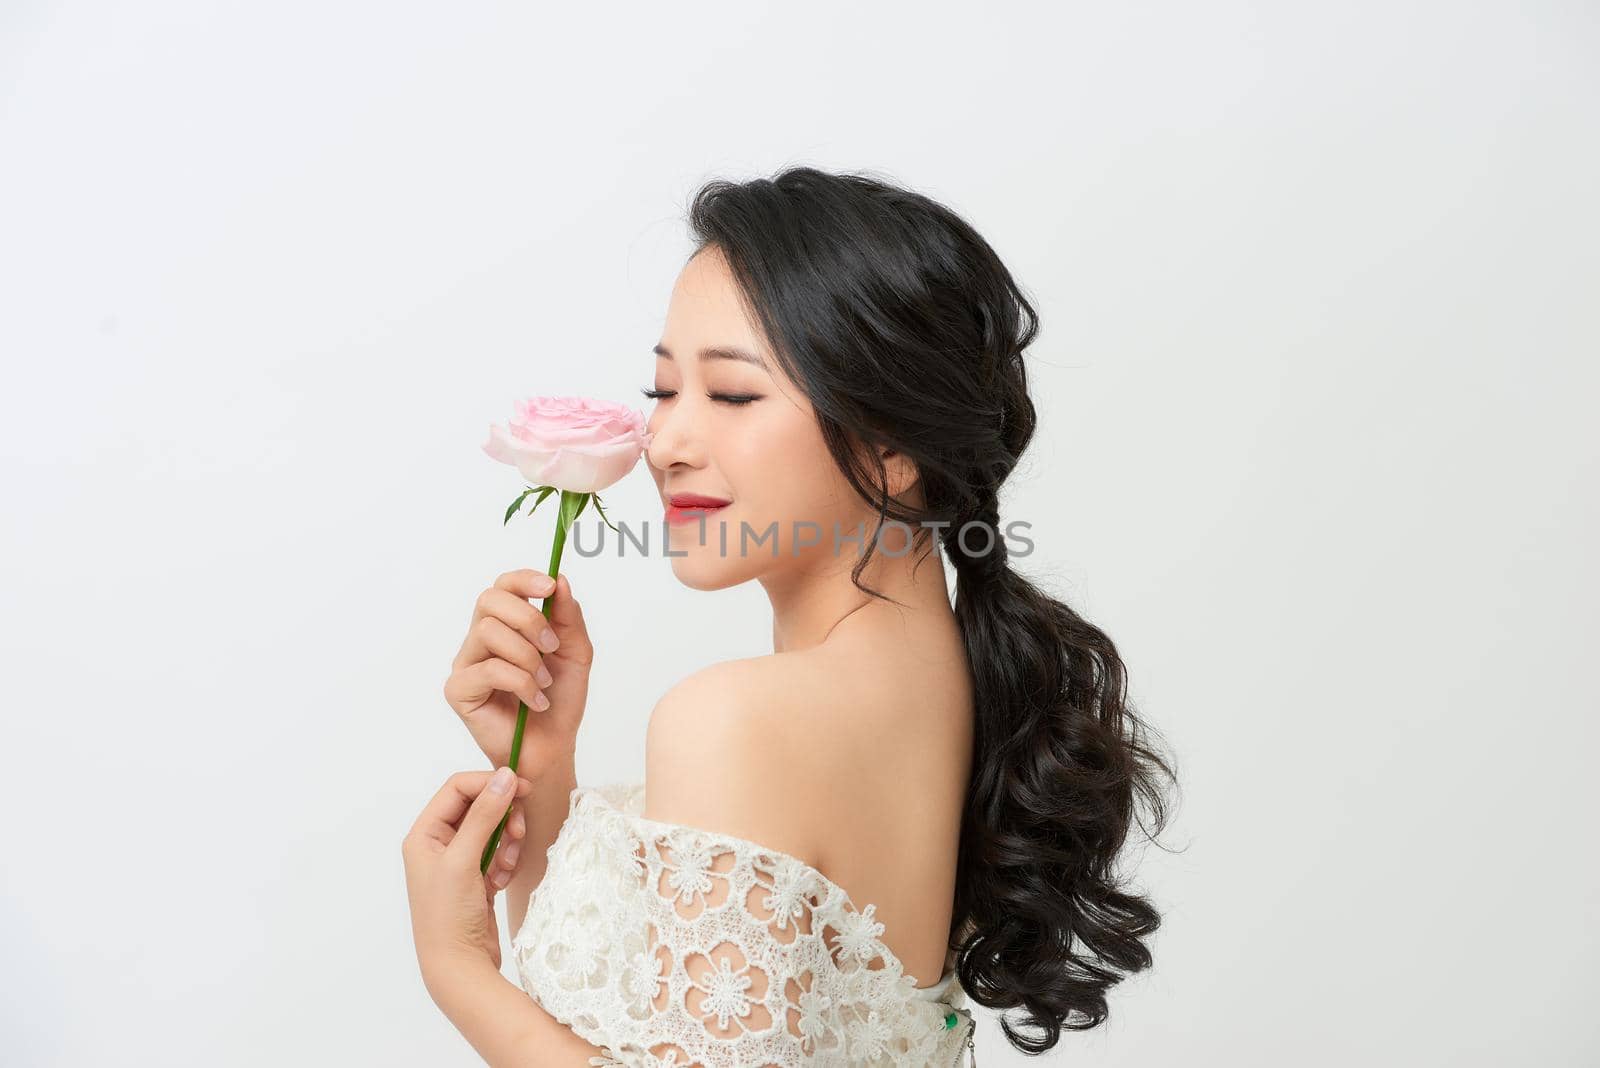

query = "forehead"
[661,248,767,357]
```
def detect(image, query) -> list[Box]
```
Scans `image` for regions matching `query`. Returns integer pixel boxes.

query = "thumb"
[450,767,521,861]
[544,574,593,657]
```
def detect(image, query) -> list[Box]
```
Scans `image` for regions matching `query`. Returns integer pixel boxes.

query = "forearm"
[425,955,608,1067]
[505,750,578,939]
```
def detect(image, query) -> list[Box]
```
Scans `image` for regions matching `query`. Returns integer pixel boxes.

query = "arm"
[503,747,579,940]
[443,754,607,1066]
[455,659,809,1067]
[424,956,613,1067]
[489,659,853,1067]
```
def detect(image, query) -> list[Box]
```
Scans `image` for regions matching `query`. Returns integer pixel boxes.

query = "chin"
[664,525,751,590]
[668,554,747,592]
[662,511,760,590]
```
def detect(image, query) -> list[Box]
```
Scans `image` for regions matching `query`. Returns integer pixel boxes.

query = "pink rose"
[481,395,653,493]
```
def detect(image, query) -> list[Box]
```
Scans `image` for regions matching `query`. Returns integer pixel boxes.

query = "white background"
[2,2,1595,1064]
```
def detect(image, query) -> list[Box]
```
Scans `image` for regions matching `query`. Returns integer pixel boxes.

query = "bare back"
[771,604,975,987]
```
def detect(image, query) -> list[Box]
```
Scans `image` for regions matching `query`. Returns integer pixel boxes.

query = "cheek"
[731,415,843,521]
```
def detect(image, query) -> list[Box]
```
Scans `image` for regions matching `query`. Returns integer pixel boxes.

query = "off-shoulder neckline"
[575,782,959,997]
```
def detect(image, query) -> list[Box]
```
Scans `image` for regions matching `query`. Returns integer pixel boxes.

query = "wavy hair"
[683,165,1178,1052]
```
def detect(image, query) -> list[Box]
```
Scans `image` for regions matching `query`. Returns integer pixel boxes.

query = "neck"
[761,523,952,654]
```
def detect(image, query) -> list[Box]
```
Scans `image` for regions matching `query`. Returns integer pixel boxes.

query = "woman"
[403,166,1175,1065]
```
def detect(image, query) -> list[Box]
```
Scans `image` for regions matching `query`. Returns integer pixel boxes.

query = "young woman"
[402,166,1175,1066]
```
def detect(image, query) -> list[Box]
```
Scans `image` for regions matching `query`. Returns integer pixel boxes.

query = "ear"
[881,446,921,501]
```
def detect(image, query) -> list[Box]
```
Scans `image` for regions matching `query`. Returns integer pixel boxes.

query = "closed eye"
[640,388,761,406]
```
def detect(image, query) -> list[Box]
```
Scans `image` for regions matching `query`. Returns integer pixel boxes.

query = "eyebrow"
[653,343,768,369]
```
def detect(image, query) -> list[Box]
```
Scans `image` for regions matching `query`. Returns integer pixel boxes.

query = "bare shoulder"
[645,636,969,825]
[643,655,826,865]
[644,629,972,986]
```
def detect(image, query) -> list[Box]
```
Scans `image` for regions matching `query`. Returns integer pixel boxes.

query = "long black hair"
[683,165,1177,1053]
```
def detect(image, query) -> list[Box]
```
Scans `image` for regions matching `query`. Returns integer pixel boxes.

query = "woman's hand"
[444,569,593,780]
[401,767,534,977]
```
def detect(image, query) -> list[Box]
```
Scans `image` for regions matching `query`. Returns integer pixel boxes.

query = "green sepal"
[503,484,559,525]
[589,493,620,534]
[502,487,535,525]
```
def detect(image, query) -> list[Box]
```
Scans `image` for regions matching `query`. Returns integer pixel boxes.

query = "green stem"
[480,489,584,874]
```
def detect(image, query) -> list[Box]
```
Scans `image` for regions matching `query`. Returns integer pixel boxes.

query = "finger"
[481,570,558,625]
[409,769,532,850]
[494,568,557,602]
[493,831,523,884]
[485,868,507,911]
[542,575,593,665]
[490,804,527,885]
[454,572,556,667]
[445,766,524,864]
[544,574,585,634]
[485,583,563,658]
[444,657,549,716]
[467,614,553,687]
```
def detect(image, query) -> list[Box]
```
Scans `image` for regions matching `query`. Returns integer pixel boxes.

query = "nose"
[644,400,705,474]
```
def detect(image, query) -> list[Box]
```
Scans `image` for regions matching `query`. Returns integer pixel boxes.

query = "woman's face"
[645,246,877,591]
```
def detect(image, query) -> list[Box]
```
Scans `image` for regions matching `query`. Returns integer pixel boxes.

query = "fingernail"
[493,867,511,887]
[534,692,549,710]
[539,629,559,652]
[536,576,555,594]
[536,665,553,687]
[504,843,521,867]
[490,766,514,794]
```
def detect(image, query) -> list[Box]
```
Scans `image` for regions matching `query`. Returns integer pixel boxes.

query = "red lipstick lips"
[666,492,731,526]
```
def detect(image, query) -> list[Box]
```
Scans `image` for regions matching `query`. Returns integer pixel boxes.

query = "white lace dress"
[512,781,978,1067]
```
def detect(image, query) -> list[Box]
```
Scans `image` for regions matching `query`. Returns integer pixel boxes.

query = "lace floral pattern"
[512,782,975,1066]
